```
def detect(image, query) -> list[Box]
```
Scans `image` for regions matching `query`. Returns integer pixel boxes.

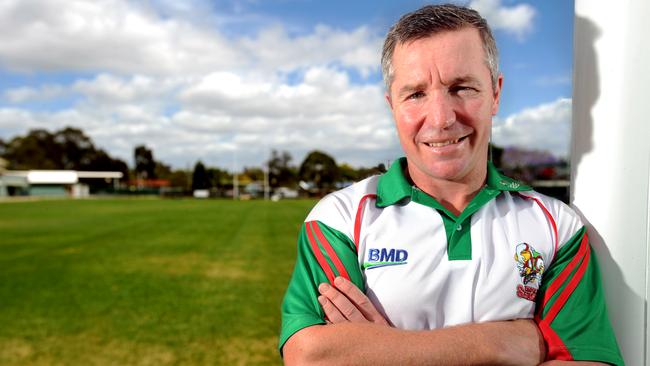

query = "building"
[0,169,123,198]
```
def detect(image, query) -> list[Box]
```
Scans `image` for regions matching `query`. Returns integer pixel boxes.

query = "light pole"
[232,148,239,200]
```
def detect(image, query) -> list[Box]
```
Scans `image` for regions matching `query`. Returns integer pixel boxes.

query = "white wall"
[572,1,650,364]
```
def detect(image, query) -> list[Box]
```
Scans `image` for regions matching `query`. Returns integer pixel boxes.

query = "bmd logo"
[363,248,408,270]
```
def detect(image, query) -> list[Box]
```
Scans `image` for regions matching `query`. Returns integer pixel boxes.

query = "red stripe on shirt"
[311,221,351,281]
[354,194,377,252]
[518,193,559,257]
[536,316,574,361]
[541,233,590,308]
[305,221,336,284]
[544,243,591,324]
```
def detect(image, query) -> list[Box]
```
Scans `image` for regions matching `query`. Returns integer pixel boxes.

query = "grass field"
[0,198,316,366]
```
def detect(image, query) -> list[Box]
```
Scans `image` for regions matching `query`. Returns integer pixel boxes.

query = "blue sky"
[0,0,574,169]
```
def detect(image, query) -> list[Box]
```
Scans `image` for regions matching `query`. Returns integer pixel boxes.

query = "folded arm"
[283,277,610,366]
[283,277,546,366]
[284,318,548,366]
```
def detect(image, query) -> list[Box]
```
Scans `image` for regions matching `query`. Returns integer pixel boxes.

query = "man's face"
[387,27,502,185]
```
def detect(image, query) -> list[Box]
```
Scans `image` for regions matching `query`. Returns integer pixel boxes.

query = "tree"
[134,145,156,179]
[54,127,95,169]
[268,149,297,188]
[242,166,264,182]
[191,161,210,190]
[299,150,340,191]
[3,129,59,169]
[207,167,229,189]
[154,161,173,180]
[169,170,190,191]
[2,127,128,175]
[153,161,192,191]
[338,163,359,183]
[355,163,387,181]
[84,149,129,187]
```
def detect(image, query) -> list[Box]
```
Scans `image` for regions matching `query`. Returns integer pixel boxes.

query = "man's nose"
[426,91,456,129]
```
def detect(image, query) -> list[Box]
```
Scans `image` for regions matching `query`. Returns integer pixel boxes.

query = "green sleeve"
[536,226,624,365]
[278,220,364,352]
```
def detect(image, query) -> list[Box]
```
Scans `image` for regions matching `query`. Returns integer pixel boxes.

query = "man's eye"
[407,91,425,100]
[451,86,478,95]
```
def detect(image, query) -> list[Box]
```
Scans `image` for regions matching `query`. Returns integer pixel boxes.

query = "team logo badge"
[514,243,544,301]
[363,248,408,270]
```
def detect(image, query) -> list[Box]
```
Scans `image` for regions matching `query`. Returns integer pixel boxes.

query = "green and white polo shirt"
[280,158,623,365]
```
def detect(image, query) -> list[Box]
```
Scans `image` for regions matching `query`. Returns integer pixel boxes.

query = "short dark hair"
[381,4,499,92]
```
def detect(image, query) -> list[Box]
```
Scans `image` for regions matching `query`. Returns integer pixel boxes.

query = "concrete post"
[572,1,650,364]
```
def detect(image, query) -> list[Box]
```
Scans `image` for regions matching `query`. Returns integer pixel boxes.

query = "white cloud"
[0,0,381,76]
[0,108,91,143]
[1,69,570,168]
[179,67,384,120]
[0,0,554,170]
[493,98,572,157]
[239,24,382,76]
[4,84,66,103]
[0,0,240,75]
[0,68,570,168]
[70,74,184,118]
[0,66,398,168]
[468,0,536,40]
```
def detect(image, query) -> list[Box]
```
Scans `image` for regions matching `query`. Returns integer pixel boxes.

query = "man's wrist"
[488,320,546,365]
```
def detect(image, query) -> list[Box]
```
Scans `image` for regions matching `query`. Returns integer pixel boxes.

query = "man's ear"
[491,74,503,116]
[385,92,393,110]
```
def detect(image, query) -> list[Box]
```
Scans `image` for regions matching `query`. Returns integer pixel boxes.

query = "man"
[279,4,623,365]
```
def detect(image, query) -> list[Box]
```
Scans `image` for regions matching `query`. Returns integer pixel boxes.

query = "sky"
[0,0,574,170]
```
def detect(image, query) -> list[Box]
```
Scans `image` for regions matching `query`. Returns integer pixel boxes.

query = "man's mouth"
[424,135,469,148]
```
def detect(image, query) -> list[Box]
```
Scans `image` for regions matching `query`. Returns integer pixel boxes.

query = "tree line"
[0,127,386,193]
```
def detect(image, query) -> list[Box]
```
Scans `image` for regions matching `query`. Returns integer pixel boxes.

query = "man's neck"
[406,163,487,217]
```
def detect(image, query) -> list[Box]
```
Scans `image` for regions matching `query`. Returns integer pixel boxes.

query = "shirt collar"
[376,157,531,208]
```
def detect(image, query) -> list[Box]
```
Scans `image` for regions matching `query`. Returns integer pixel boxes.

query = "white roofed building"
[0,169,123,198]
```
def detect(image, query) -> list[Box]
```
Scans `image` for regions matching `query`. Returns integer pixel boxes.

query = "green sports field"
[0,198,316,366]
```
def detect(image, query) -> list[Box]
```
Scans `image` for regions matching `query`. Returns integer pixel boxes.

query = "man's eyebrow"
[396,76,484,97]
[448,75,482,86]
[397,82,427,98]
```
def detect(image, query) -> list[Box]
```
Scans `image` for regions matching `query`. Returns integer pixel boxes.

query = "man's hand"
[317,276,389,325]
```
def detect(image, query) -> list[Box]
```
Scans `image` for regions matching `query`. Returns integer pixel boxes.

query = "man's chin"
[426,168,467,182]
[409,159,469,182]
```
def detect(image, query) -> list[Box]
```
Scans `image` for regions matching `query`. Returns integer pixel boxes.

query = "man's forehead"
[394,27,484,57]
[390,28,489,86]
[397,27,482,48]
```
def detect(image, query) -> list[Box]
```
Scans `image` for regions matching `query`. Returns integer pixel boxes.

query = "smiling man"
[279,4,623,365]
[389,26,498,216]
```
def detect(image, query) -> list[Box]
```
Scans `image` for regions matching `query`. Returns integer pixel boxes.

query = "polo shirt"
[279,158,623,365]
